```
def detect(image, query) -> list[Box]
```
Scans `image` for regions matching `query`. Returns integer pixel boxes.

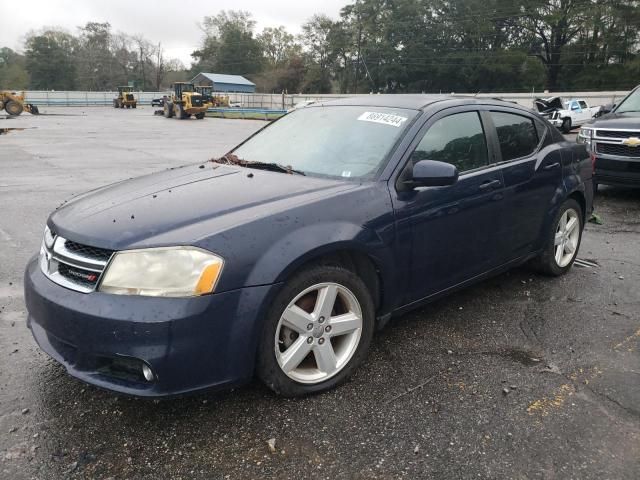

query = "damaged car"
[25,96,593,397]
[535,97,602,133]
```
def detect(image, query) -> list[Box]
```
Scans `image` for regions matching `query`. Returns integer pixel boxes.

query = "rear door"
[483,109,563,259]
[391,108,507,304]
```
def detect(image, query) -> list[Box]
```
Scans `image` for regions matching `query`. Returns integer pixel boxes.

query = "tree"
[0,47,29,89]
[192,10,263,75]
[24,29,77,90]
[77,22,116,90]
[300,15,336,93]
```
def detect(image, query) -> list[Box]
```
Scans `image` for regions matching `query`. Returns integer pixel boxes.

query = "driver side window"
[410,112,488,173]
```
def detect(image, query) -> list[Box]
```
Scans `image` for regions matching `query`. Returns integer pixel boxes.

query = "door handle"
[478,179,502,190]
[543,162,560,171]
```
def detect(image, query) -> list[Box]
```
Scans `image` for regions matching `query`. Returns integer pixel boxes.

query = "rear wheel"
[561,118,572,133]
[257,264,375,397]
[5,100,23,116]
[531,198,583,276]
[195,112,205,119]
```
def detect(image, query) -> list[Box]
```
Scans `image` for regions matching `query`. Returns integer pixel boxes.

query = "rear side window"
[490,112,539,161]
[578,101,588,109]
[411,112,488,172]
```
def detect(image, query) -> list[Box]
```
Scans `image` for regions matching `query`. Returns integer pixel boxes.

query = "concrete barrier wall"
[21,90,630,110]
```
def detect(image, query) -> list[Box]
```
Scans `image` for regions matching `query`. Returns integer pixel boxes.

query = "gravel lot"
[1,107,639,479]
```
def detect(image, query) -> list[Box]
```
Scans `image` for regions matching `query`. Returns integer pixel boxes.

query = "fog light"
[141,363,155,382]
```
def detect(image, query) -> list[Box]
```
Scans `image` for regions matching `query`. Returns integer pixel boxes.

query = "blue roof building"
[191,73,256,93]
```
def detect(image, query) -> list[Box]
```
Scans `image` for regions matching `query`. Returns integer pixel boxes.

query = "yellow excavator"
[113,86,137,109]
[0,91,39,115]
[164,82,207,119]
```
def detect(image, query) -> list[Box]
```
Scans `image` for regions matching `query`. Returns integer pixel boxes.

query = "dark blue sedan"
[24,96,594,397]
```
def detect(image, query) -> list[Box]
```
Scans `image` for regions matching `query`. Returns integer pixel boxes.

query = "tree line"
[1,0,639,94]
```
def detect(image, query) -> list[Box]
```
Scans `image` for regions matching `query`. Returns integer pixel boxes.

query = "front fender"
[244,221,397,313]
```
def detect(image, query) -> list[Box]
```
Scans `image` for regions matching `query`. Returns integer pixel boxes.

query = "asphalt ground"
[1,107,638,479]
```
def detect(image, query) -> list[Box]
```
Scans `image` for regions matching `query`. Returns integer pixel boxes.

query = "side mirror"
[406,160,459,188]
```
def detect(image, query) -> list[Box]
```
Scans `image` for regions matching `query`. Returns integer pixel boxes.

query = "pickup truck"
[535,97,602,133]
[577,84,640,189]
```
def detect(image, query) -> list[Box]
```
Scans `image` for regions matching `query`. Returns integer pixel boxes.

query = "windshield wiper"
[211,154,305,175]
[243,161,306,176]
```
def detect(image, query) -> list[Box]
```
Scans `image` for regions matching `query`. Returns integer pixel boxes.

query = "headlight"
[578,127,593,139]
[43,225,55,249]
[577,128,593,148]
[99,246,224,297]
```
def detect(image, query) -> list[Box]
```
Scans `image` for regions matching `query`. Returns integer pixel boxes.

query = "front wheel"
[561,118,572,134]
[531,199,583,276]
[257,264,375,397]
[5,100,23,116]
[195,112,205,119]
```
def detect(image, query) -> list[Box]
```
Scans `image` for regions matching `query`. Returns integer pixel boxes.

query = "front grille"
[58,263,100,288]
[596,130,640,139]
[64,239,113,262]
[596,142,640,158]
[40,235,113,293]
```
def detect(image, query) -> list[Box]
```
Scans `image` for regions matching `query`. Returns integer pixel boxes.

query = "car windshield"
[232,106,418,179]
[615,88,640,114]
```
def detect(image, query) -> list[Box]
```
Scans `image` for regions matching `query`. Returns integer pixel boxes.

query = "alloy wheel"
[274,282,363,384]
[554,208,580,267]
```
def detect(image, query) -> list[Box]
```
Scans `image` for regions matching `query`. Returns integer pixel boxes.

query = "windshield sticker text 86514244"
[357,111,408,128]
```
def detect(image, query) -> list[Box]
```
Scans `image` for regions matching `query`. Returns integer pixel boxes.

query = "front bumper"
[24,256,277,397]
[594,156,640,187]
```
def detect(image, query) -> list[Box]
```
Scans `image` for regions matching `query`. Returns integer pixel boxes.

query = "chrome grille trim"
[40,234,114,293]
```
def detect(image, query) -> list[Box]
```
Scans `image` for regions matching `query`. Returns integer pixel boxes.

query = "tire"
[561,118,572,134]
[5,100,23,116]
[132,104,137,109]
[531,198,583,276]
[113,100,118,108]
[257,264,375,397]
[163,102,173,118]
[195,112,205,120]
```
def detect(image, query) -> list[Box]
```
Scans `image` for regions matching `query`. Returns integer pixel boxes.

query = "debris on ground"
[588,213,604,225]
[266,438,276,453]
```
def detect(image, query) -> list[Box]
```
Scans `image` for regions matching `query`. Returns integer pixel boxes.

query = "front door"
[391,109,506,304]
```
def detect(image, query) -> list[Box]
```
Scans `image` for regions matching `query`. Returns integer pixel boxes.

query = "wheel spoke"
[328,312,361,337]
[565,238,577,254]
[314,342,337,374]
[282,305,313,334]
[314,284,338,321]
[559,212,568,230]
[279,336,312,373]
[555,244,564,264]
[554,232,564,246]
[565,216,578,235]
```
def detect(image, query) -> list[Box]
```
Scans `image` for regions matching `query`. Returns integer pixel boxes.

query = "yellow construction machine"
[113,86,137,109]
[164,82,207,119]
[194,85,230,108]
[0,91,39,115]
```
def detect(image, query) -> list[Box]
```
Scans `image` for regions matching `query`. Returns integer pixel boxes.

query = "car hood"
[584,112,640,129]
[535,96,564,113]
[49,163,358,250]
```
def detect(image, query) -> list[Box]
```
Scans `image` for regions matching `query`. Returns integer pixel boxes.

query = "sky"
[0,0,349,65]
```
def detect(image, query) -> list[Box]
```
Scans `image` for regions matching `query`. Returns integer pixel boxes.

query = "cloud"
[1,0,348,64]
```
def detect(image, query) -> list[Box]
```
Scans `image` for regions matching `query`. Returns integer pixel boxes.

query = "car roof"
[310,94,532,113]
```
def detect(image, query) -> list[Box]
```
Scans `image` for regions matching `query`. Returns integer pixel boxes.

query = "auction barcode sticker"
[357,111,408,128]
